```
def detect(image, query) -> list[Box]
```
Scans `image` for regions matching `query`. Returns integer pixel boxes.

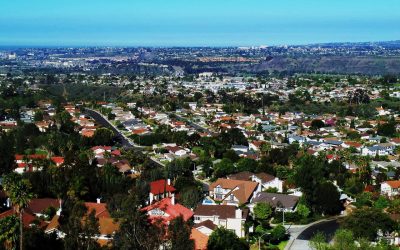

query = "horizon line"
[0,39,399,49]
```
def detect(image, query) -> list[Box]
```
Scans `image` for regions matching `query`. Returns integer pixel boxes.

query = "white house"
[381,180,400,197]
[251,173,284,193]
[193,205,248,238]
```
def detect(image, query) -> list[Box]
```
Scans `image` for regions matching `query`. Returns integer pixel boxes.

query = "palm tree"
[2,173,34,250]
[0,215,19,250]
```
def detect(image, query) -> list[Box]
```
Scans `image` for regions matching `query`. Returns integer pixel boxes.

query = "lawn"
[250,240,288,250]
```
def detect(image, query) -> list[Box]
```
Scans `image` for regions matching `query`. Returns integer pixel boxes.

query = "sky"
[0,0,399,47]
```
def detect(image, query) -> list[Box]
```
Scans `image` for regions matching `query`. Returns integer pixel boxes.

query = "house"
[46,200,119,244]
[231,145,249,154]
[209,178,259,205]
[193,220,217,236]
[149,179,176,204]
[193,205,248,237]
[362,145,392,156]
[228,171,284,193]
[26,198,61,217]
[252,173,284,193]
[288,135,307,145]
[381,180,400,197]
[249,192,299,213]
[191,228,209,250]
[165,146,187,157]
[249,140,266,151]
[142,197,193,224]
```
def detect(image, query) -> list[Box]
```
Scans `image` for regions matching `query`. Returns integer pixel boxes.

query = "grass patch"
[250,240,288,250]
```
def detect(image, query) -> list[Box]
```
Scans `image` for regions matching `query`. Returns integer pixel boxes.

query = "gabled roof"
[194,205,236,219]
[26,198,60,214]
[45,215,60,233]
[194,220,217,231]
[84,202,110,218]
[384,180,400,189]
[252,192,299,209]
[51,157,64,165]
[143,198,193,223]
[98,217,119,235]
[227,171,253,181]
[254,173,276,183]
[191,228,209,250]
[209,178,258,204]
[0,209,40,227]
[150,179,176,195]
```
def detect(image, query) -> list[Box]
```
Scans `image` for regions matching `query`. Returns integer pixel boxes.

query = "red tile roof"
[385,180,400,189]
[51,157,64,165]
[0,209,40,227]
[143,198,193,223]
[84,202,110,218]
[191,228,209,250]
[26,198,60,214]
[150,179,176,195]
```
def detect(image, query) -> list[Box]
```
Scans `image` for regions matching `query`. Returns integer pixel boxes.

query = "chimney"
[235,208,242,219]
[171,193,175,205]
[56,199,62,216]
[149,192,154,204]
[167,179,171,186]
[96,198,101,204]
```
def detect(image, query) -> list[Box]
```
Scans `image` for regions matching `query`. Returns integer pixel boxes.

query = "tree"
[207,227,248,250]
[296,204,311,219]
[0,132,15,175]
[270,224,287,243]
[92,127,114,146]
[253,202,272,221]
[213,159,235,178]
[314,182,342,215]
[23,226,63,250]
[341,207,396,241]
[33,110,44,122]
[168,216,194,250]
[223,150,240,163]
[309,231,329,250]
[377,122,396,137]
[113,194,165,250]
[0,215,19,250]
[293,155,326,210]
[62,202,101,250]
[179,186,202,209]
[330,229,356,250]
[2,173,34,250]
[311,119,325,130]
[374,196,389,210]
[236,158,257,173]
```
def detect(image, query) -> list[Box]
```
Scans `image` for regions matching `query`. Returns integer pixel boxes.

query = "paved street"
[84,108,165,168]
[286,218,339,250]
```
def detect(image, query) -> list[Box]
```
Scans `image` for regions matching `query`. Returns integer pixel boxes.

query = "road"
[84,108,165,167]
[168,112,212,134]
[286,218,339,250]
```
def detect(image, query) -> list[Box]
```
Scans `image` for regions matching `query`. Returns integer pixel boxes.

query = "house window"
[194,216,200,221]
[230,194,235,201]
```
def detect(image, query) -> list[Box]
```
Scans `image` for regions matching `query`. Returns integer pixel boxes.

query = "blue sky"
[0,0,399,46]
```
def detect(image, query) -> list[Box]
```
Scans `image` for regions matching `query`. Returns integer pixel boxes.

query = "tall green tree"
[207,227,248,250]
[2,173,35,250]
[341,207,396,241]
[0,215,19,250]
[168,216,194,250]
